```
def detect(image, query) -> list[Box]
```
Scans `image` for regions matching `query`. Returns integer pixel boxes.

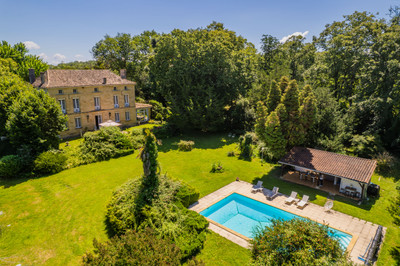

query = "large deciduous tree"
[149,22,257,131]
[6,88,67,155]
[92,31,160,98]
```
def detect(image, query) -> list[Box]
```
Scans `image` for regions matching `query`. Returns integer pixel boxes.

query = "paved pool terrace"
[189,181,386,264]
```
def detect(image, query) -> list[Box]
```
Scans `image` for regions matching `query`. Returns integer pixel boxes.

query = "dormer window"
[94,88,98,92]
[73,89,77,94]
[124,86,128,90]
[58,89,63,94]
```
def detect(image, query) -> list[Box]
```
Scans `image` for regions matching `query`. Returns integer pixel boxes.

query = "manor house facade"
[29,69,151,138]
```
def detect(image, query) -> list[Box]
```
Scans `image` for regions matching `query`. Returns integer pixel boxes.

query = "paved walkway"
[189,181,385,264]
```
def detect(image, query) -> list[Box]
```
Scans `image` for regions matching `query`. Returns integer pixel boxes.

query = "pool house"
[278,147,377,199]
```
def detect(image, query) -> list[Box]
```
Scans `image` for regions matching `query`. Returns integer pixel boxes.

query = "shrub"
[106,175,208,260]
[251,218,351,265]
[375,151,396,173]
[175,182,200,208]
[33,149,67,175]
[227,150,235,157]
[238,133,254,160]
[178,140,195,151]
[210,162,224,173]
[130,128,146,149]
[152,123,179,139]
[80,126,134,163]
[0,155,23,179]
[82,229,181,265]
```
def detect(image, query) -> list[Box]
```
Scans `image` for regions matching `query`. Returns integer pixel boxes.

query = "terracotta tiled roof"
[135,103,152,108]
[278,147,376,183]
[32,69,135,88]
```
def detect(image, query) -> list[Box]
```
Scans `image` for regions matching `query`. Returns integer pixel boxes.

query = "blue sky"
[1,0,399,64]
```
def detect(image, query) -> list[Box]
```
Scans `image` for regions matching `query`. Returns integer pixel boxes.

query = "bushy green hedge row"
[106,175,206,261]
[80,127,134,163]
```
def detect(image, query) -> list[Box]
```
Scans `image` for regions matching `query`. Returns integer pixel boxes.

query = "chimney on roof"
[120,69,127,79]
[28,68,35,84]
[40,72,45,84]
[103,78,107,84]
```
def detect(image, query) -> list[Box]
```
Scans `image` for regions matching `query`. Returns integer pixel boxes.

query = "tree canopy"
[149,22,257,131]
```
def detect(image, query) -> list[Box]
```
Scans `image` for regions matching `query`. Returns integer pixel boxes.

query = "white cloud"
[38,53,48,61]
[280,31,309,43]
[53,53,66,63]
[23,41,40,50]
[74,54,83,61]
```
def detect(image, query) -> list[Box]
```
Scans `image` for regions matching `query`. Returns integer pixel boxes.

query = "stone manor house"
[29,69,151,138]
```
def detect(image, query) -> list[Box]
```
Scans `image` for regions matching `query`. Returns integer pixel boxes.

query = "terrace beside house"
[29,69,152,138]
[278,147,377,200]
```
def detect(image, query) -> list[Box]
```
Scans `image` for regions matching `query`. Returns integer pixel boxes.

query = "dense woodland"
[89,11,400,160]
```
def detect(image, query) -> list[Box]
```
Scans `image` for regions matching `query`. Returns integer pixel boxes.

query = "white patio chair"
[251,181,263,193]
[285,191,298,204]
[324,200,334,212]
[266,186,279,200]
[297,195,309,208]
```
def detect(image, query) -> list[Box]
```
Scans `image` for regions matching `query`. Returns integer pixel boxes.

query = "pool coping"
[190,181,384,264]
[198,191,358,253]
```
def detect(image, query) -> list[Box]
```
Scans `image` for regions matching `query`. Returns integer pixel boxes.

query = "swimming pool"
[200,193,352,249]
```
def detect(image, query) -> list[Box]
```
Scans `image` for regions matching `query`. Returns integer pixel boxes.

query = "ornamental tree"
[139,129,160,206]
[251,218,352,265]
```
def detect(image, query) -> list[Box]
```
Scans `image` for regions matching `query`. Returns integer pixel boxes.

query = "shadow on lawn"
[0,176,33,189]
[158,131,237,152]
[250,166,375,210]
[390,246,400,266]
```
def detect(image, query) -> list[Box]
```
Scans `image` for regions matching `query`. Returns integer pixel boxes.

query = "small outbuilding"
[278,147,377,199]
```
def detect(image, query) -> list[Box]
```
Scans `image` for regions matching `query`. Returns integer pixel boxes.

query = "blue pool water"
[200,193,352,249]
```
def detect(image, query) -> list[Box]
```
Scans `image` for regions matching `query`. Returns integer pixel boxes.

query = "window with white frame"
[124,95,129,107]
[113,95,119,108]
[125,111,130,121]
[94,97,100,110]
[59,99,66,114]
[75,117,82,128]
[73,98,80,113]
[115,112,120,122]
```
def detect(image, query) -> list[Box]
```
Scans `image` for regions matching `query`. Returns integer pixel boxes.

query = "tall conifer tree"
[266,80,281,112]
[263,111,287,159]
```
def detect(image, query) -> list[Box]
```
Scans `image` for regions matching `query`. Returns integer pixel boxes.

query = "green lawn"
[0,131,399,265]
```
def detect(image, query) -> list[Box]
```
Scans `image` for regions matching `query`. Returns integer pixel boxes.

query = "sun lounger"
[251,181,263,193]
[324,200,334,212]
[285,191,297,204]
[297,195,309,208]
[266,186,279,200]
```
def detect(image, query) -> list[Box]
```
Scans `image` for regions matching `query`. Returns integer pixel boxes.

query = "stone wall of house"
[47,84,137,138]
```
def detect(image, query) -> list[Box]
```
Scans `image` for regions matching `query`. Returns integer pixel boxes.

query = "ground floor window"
[125,111,130,121]
[75,117,82,128]
[115,112,120,122]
